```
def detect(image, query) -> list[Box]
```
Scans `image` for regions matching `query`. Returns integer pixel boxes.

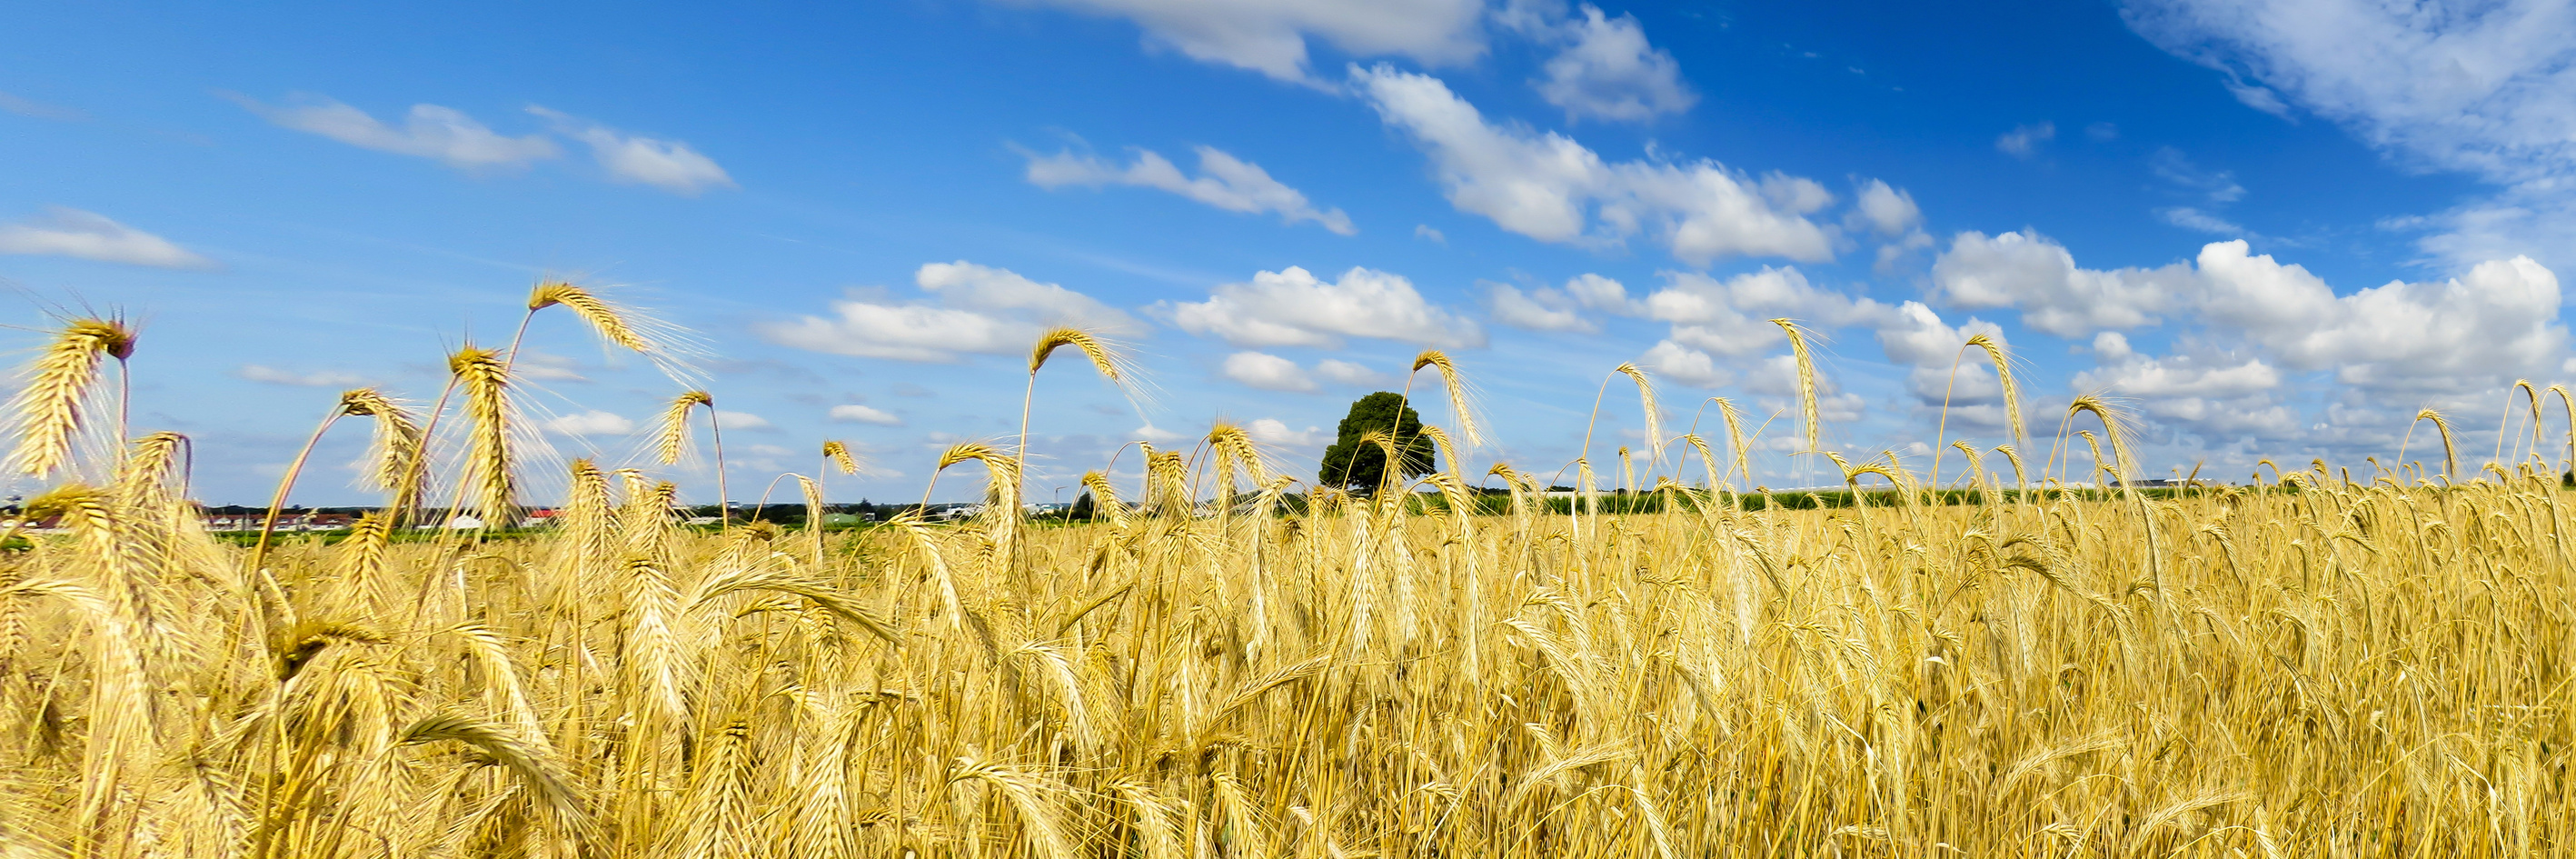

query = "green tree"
[1069,490,1096,521]
[1318,392,1437,494]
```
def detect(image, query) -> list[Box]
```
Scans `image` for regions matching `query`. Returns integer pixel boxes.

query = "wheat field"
[3,292,2573,857]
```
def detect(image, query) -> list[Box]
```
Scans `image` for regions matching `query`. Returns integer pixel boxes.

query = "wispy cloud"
[226,93,559,169]
[0,207,215,269]
[0,90,85,122]
[236,365,372,387]
[1022,143,1353,234]
[529,106,736,195]
[1996,122,2055,159]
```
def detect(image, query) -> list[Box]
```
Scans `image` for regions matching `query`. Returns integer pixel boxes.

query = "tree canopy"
[1318,392,1437,494]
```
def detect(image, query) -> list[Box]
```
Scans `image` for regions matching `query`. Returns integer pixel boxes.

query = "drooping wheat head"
[821,440,860,475]
[937,442,1023,558]
[1613,362,1663,468]
[1969,334,2024,445]
[1076,469,1129,530]
[2066,395,2136,487]
[1770,318,1820,452]
[656,391,713,466]
[1208,422,1269,508]
[338,388,425,512]
[2519,379,2545,464]
[524,280,702,383]
[1027,326,1130,384]
[1710,396,1750,490]
[5,316,137,477]
[1410,350,1486,451]
[1677,434,1722,494]
[2414,408,2460,483]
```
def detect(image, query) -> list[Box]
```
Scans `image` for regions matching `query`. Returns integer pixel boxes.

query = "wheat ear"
[5,317,137,477]
[1409,349,1486,450]
[1614,362,1663,471]
[520,280,703,383]
[339,389,425,512]
[1019,326,1136,493]
[450,345,517,526]
[1771,318,1820,452]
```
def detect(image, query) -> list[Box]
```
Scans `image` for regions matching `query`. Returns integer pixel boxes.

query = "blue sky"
[4,0,2571,504]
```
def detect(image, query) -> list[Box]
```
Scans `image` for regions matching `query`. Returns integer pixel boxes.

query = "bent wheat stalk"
[5,316,137,478]
[658,391,728,525]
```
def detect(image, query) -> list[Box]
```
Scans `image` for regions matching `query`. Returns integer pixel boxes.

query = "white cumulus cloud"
[1931,230,2199,336]
[1996,122,2054,159]
[1022,144,1353,234]
[1517,4,1697,122]
[1164,265,1484,348]
[1487,283,1592,332]
[713,410,771,430]
[1644,266,1901,355]
[230,94,558,169]
[1852,179,1923,236]
[1244,417,1328,448]
[1220,351,1319,392]
[529,106,735,195]
[1351,64,1842,265]
[544,410,637,436]
[0,207,216,269]
[1637,340,1733,388]
[759,261,1137,362]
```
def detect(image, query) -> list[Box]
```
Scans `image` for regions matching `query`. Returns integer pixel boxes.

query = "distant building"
[204,512,351,532]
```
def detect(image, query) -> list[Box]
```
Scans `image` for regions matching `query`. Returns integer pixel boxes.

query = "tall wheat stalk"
[1404,350,1485,475]
[658,391,728,525]
[1017,327,1130,494]
[1930,333,2023,486]
[1770,318,1820,453]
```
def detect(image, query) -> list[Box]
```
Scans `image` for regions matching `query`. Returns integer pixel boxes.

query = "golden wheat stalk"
[1770,318,1821,453]
[340,389,425,512]
[1932,333,2023,486]
[1409,349,1486,451]
[656,391,731,526]
[821,439,860,475]
[518,280,703,384]
[948,756,1077,859]
[655,391,710,465]
[450,345,517,525]
[251,387,413,571]
[5,317,137,477]
[1207,422,1269,513]
[1079,469,1129,530]
[2402,408,2460,484]
[1614,363,1663,472]
[2551,385,2576,475]
[2497,379,2540,468]
[1018,327,1136,479]
[936,442,1024,562]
